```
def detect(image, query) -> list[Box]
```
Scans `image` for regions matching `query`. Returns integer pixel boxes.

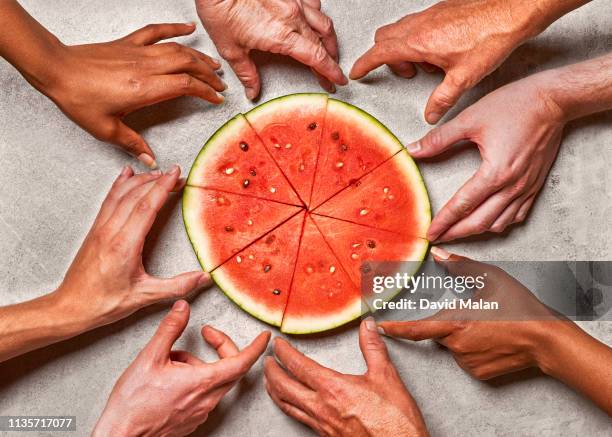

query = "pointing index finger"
[350,39,423,80]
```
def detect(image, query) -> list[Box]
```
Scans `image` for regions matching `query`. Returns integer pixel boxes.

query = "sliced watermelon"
[281,215,364,334]
[182,187,302,271]
[212,212,305,326]
[311,214,429,287]
[309,99,403,208]
[245,93,327,205]
[313,150,431,238]
[186,114,301,206]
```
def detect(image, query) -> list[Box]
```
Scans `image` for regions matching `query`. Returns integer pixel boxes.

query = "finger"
[427,166,501,242]
[406,115,471,158]
[138,270,212,303]
[102,118,157,168]
[425,70,471,124]
[436,188,519,242]
[144,74,224,105]
[388,61,417,79]
[429,247,496,281]
[419,62,439,73]
[202,325,240,358]
[171,350,205,366]
[117,166,182,250]
[301,0,321,9]
[281,31,347,85]
[264,357,318,415]
[146,52,225,92]
[514,194,536,223]
[273,337,336,390]
[489,194,529,233]
[93,166,135,225]
[378,318,457,341]
[144,300,190,362]
[350,39,423,80]
[302,6,338,61]
[123,22,196,46]
[225,51,261,100]
[265,383,321,433]
[359,317,395,376]
[146,43,221,70]
[208,331,271,387]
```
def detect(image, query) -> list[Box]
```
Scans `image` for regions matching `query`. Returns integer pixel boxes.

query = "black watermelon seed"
[242,179,250,188]
[263,264,272,273]
[224,226,234,232]
[239,141,249,151]
[367,240,376,248]
[272,289,281,295]
[340,144,348,152]
[331,131,340,141]
[265,235,276,244]
[307,122,317,130]
[249,167,257,176]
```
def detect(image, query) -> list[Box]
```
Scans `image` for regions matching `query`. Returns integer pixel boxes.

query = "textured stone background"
[0,1,610,435]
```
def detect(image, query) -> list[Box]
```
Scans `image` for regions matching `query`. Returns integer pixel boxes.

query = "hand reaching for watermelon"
[378,247,612,415]
[94,300,271,436]
[264,320,429,436]
[196,0,347,99]
[409,54,612,243]
[0,1,225,168]
[349,0,588,124]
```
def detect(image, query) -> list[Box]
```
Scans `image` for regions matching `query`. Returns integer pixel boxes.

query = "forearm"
[537,321,612,414]
[530,0,592,34]
[0,290,90,363]
[0,0,64,91]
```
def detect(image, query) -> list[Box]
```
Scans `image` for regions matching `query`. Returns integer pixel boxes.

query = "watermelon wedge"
[183,94,431,334]
[183,187,302,271]
[281,216,364,334]
[245,94,327,205]
[309,99,403,208]
[212,212,306,326]
[186,114,301,206]
[313,151,431,238]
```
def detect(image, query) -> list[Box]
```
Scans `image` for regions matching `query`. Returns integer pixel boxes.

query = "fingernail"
[377,326,386,336]
[216,93,225,103]
[168,164,180,176]
[197,272,211,286]
[212,58,221,68]
[426,112,441,124]
[364,316,377,332]
[138,153,158,169]
[221,80,228,90]
[339,72,349,85]
[173,300,188,312]
[187,22,196,27]
[120,165,131,176]
[245,87,258,100]
[151,169,162,176]
[430,246,451,260]
[407,141,421,154]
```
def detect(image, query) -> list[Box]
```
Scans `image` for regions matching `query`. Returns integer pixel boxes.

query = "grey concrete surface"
[0,0,611,436]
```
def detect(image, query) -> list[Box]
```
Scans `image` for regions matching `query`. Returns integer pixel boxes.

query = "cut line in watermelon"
[183,94,431,334]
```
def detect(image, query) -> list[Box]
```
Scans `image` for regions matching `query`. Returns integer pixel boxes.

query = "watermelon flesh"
[183,94,431,333]
[313,151,431,239]
[246,94,327,205]
[309,99,403,209]
[281,216,364,334]
[186,114,301,206]
[183,187,302,271]
[212,212,305,326]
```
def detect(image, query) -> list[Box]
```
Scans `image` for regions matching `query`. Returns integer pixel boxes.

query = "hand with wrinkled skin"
[0,2,225,168]
[350,0,590,124]
[93,300,271,436]
[0,166,212,363]
[379,247,612,415]
[196,0,346,99]
[264,319,429,437]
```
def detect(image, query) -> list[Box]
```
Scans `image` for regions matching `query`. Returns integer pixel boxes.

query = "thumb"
[430,246,494,279]
[406,114,470,159]
[359,317,395,376]
[109,119,157,169]
[142,271,213,303]
[377,317,457,341]
[145,300,190,362]
[425,70,471,124]
[226,51,261,100]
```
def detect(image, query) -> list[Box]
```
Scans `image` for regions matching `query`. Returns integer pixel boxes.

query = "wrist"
[14,34,67,97]
[531,320,584,376]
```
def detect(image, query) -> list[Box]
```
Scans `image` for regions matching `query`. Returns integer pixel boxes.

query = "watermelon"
[183,94,431,333]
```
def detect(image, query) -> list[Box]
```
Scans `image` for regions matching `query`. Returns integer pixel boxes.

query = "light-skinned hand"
[264,319,429,436]
[196,0,346,99]
[93,300,271,436]
[54,165,212,329]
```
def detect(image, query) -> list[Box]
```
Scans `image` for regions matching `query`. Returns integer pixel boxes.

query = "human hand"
[196,0,346,99]
[93,300,271,436]
[350,0,550,124]
[37,23,225,167]
[407,75,565,242]
[379,247,568,381]
[53,165,212,329]
[264,318,428,436]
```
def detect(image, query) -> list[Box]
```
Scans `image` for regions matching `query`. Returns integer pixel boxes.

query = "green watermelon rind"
[244,92,328,122]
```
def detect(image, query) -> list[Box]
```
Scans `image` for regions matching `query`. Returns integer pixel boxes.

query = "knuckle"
[451,196,475,217]
[218,46,241,61]
[489,223,506,234]
[285,2,301,19]
[320,16,334,36]
[136,199,152,213]
[166,42,182,52]
[424,128,444,149]
[311,44,329,65]
[109,238,127,255]
[178,74,194,90]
